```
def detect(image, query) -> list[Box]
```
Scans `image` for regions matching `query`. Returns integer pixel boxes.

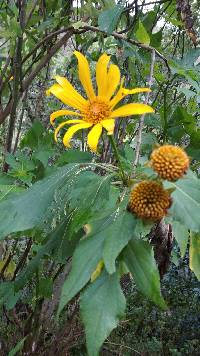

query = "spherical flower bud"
[150,145,189,181]
[128,180,171,221]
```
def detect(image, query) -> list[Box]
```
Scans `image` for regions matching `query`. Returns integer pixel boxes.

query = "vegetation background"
[0,0,200,355]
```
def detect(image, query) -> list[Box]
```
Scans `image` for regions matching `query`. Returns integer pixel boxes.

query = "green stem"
[108,135,127,185]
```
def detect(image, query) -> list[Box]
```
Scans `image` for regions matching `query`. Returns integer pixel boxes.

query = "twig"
[132,49,156,177]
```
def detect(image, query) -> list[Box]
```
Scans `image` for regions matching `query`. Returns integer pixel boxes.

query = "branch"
[132,49,156,176]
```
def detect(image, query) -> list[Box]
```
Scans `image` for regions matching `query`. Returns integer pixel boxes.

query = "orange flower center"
[83,99,110,124]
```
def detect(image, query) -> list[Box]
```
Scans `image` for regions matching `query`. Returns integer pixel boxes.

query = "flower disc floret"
[150,145,189,181]
[128,180,171,221]
[83,99,110,124]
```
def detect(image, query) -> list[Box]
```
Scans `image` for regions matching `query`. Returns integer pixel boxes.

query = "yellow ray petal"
[123,88,151,95]
[55,75,87,108]
[63,122,92,147]
[110,86,151,109]
[47,84,86,111]
[87,123,102,152]
[74,51,96,101]
[101,119,115,135]
[96,53,110,97]
[110,103,154,118]
[106,64,120,100]
[54,120,85,142]
[50,110,82,125]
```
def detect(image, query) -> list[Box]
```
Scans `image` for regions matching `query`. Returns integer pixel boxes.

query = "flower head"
[150,145,189,181]
[128,180,171,221]
[47,51,154,152]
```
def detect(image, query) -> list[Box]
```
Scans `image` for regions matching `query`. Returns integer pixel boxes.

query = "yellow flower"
[47,51,154,152]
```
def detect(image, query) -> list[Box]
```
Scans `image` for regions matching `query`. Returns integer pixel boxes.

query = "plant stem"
[108,135,127,184]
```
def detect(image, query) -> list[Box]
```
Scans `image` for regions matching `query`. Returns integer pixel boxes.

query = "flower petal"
[50,110,82,125]
[47,84,86,111]
[74,51,96,101]
[55,75,87,108]
[101,119,115,135]
[110,103,154,118]
[96,53,110,97]
[54,120,85,142]
[63,122,92,147]
[110,86,151,109]
[106,64,120,100]
[87,123,102,152]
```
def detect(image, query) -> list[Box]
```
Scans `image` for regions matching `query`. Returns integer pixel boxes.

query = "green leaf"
[169,106,196,136]
[135,20,150,45]
[0,282,21,310]
[80,271,126,356]
[20,121,44,149]
[150,30,162,49]
[172,221,188,258]
[123,239,166,308]
[38,277,53,298]
[98,5,123,33]
[103,211,137,274]
[189,233,200,280]
[33,149,55,166]
[20,120,54,150]
[0,174,16,184]
[143,11,157,32]
[165,173,200,232]
[0,164,79,239]
[57,149,93,165]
